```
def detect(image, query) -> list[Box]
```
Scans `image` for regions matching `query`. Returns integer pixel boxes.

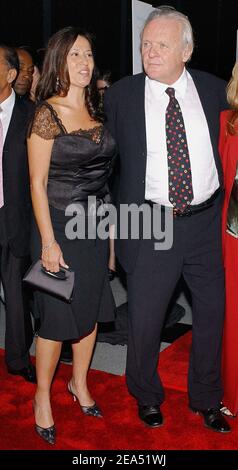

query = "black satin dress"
[30,102,117,340]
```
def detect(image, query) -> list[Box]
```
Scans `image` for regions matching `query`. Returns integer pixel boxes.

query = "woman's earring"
[56,76,60,89]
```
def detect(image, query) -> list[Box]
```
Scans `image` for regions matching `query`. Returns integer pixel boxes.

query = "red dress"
[219,110,238,415]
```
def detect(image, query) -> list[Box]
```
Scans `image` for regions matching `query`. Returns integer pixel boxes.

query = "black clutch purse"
[23,260,74,302]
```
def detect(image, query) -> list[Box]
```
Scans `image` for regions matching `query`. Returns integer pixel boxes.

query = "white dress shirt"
[145,69,219,206]
[0,89,16,143]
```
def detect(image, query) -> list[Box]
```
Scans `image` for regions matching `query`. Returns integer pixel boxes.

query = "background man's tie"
[165,87,193,212]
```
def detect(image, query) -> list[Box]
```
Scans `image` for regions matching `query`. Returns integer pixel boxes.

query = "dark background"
[0,0,237,81]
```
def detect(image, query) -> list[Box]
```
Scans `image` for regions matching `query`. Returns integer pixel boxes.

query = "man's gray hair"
[141,5,194,53]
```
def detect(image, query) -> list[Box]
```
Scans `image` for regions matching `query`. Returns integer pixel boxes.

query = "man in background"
[0,44,35,382]
[14,47,34,98]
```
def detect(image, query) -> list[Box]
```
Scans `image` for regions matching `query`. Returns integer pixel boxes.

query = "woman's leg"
[34,336,62,428]
[70,325,97,405]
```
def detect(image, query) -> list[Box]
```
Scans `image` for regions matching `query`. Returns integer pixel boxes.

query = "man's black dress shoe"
[8,363,37,384]
[191,407,231,433]
[138,405,163,428]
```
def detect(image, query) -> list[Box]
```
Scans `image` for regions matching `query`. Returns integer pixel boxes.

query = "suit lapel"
[188,69,217,151]
[131,73,147,153]
[4,99,25,152]
[188,68,224,184]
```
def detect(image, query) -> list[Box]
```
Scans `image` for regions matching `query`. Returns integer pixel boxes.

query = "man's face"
[14,49,34,96]
[141,18,192,84]
[0,48,16,100]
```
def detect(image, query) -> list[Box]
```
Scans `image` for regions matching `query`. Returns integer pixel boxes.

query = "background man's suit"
[0,96,33,370]
[105,69,228,410]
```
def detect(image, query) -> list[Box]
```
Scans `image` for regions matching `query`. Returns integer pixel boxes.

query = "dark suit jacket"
[2,96,33,258]
[104,69,228,273]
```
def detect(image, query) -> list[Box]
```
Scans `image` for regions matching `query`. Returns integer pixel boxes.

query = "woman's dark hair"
[35,26,103,121]
[96,70,112,88]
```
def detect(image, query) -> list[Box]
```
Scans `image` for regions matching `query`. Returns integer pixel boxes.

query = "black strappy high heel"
[68,381,103,418]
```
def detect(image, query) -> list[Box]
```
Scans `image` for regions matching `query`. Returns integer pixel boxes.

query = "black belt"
[145,188,221,217]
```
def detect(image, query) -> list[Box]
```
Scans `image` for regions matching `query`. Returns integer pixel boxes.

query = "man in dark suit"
[0,44,35,383]
[105,7,230,432]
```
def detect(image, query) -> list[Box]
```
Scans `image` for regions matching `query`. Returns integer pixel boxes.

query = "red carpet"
[159,330,191,392]
[0,333,238,450]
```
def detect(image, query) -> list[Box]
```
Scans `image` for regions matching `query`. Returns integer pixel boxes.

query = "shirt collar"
[0,89,15,116]
[146,68,188,100]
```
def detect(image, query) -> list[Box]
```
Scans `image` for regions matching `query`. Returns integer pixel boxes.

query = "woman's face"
[67,35,94,89]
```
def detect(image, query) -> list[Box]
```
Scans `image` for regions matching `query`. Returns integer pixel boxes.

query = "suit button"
[142,179,145,184]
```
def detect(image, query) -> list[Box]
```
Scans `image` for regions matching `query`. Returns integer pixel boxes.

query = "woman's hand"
[41,241,69,272]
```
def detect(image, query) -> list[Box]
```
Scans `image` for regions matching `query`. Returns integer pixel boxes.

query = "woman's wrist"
[41,239,57,252]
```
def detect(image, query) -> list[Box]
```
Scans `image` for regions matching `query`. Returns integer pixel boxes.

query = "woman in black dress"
[27,27,116,445]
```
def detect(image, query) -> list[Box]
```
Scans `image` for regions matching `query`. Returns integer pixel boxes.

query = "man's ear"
[7,68,17,85]
[182,45,193,63]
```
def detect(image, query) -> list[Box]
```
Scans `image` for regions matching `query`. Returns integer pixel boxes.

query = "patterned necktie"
[165,87,193,212]
[0,107,4,208]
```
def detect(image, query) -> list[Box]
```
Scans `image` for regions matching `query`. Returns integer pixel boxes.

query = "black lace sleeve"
[28,103,62,140]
